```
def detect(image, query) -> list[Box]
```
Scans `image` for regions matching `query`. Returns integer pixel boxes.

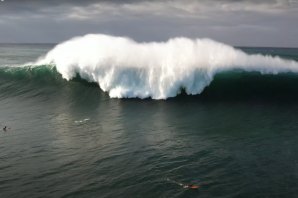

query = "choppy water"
[1,41,298,198]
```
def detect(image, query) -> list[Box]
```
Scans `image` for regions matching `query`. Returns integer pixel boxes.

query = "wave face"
[33,34,298,99]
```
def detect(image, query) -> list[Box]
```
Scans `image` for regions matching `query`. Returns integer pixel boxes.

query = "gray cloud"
[0,0,297,47]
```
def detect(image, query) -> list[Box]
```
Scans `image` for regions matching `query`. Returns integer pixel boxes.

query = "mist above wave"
[34,34,298,99]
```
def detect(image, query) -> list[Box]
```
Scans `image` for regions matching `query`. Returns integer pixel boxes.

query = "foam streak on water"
[34,34,298,99]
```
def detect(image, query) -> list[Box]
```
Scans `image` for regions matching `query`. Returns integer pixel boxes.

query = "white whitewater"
[35,34,298,99]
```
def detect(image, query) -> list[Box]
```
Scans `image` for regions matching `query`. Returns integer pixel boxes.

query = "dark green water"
[1,45,298,198]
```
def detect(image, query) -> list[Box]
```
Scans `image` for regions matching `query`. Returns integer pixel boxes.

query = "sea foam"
[35,34,298,99]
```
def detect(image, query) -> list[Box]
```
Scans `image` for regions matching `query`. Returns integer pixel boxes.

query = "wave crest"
[34,34,298,99]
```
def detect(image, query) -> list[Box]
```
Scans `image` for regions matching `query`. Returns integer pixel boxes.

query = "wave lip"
[34,34,298,99]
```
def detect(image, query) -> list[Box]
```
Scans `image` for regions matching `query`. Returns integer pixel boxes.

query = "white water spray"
[35,34,298,99]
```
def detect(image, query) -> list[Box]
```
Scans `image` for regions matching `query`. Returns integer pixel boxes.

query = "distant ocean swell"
[1,34,298,100]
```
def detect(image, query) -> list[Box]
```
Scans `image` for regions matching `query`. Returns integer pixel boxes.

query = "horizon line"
[0,42,297,49]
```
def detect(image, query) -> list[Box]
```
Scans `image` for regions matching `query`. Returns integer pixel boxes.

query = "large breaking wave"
[33,34,298,99]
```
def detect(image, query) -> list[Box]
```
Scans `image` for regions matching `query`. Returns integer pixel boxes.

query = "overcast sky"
[0,0,297,47]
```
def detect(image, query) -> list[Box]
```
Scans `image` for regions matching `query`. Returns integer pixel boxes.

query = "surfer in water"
[2,126,11,131]
[183,184,200,189]
[167,178,200,190]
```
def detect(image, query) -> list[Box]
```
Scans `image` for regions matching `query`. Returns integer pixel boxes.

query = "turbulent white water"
[35,34,298,99]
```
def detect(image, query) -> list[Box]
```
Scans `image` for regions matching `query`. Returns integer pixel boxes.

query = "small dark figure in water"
[3,126,7,131]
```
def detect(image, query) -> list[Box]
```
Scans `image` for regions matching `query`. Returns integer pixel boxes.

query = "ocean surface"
[1,37,298,198]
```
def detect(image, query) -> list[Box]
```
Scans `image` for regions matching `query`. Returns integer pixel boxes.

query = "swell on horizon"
[32,34,298,99]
